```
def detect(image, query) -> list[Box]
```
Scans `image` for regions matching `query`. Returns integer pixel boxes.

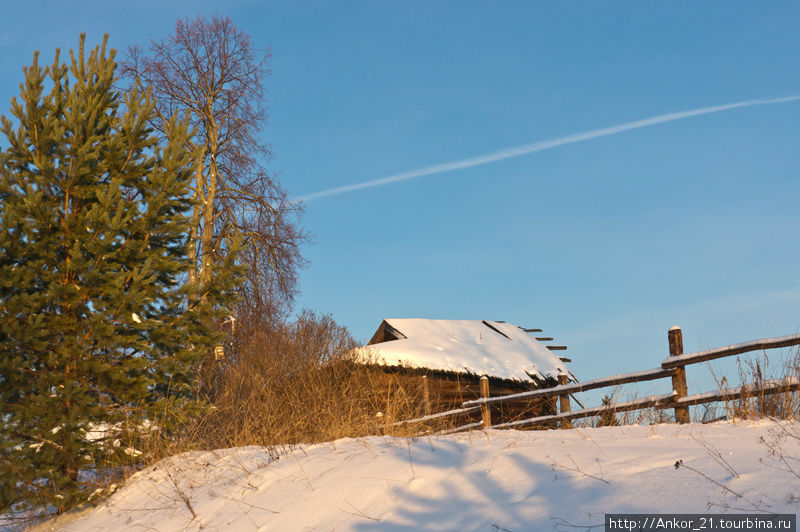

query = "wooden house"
[361,318,576,425]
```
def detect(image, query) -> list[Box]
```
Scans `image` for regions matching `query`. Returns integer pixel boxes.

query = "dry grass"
[142,311,462,461]
[17,324,800,531]
[567,387,671,429]
[48,324,800,527]
[714,349,800,421]
[19,311,449,528]
[572,349,800,429]
[591,347,800,427]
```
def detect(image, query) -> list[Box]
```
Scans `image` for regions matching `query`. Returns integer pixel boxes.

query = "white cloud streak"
[294,95,800,203]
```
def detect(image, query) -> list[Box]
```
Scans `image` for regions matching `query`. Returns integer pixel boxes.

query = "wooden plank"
[463,367,676,407]
[434,421,484,436]
[391,405,482,426]
[482,320,511,340]
[492,393,676,430]
[546,345,568,351]
[422,375,431,415]
[662,333,800,369]
[409,377,800,435]
[523,328,543,333]
[535,337,553,341]
[368,320,407,345]
[677,377,800,407]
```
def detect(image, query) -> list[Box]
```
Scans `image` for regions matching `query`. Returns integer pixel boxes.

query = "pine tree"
[0,35,238,516]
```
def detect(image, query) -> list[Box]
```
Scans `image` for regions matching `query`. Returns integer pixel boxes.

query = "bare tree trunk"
[199,120,219,293]
[187,158,204,297]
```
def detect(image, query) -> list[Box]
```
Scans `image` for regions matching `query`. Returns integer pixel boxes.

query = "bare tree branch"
[120,15,306,324]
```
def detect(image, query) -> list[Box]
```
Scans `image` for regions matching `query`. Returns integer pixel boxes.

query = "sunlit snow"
[364,319,572,382]
[35,421,800,532]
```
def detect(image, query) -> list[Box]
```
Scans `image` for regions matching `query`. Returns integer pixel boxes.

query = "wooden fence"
[392,326,800,434]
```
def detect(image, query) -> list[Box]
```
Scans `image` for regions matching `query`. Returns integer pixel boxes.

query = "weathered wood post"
[668,326,690,423]
[558,374,572,429]
[422,375,431,415]
[480,376,491,429]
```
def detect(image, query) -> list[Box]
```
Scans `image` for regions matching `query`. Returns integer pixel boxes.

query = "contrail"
[294,95,800,203]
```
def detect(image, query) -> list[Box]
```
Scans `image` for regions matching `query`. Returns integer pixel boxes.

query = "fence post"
[480,376,491,429]
[668,326,690,423]
[422,375,431,415]
[558,374,572,429]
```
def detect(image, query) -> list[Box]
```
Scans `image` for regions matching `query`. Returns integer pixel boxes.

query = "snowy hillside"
[33,421,800,531]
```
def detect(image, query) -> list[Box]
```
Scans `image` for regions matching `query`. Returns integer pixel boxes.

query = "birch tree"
[122,16,304,318]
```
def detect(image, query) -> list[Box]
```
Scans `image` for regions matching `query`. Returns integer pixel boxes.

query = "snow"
[30,420,800,531]
[365,319,571,382]
[81,423,144,458]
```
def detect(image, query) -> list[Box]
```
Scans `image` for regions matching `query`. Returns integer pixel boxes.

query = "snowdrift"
[41,421,800,531]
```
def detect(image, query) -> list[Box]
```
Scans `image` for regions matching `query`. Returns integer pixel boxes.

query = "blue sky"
[2,1,799,395]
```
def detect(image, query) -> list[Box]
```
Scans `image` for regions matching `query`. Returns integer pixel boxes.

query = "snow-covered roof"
[363,318,573,383]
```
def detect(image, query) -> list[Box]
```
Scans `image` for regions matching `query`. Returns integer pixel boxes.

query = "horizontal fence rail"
[388,326,800,434]
[434,421,485,436]
[462,367,676,408]
[492,393,677,430]
[391,405,482,427]
[677,376,800,407]
[662,334,800,369]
